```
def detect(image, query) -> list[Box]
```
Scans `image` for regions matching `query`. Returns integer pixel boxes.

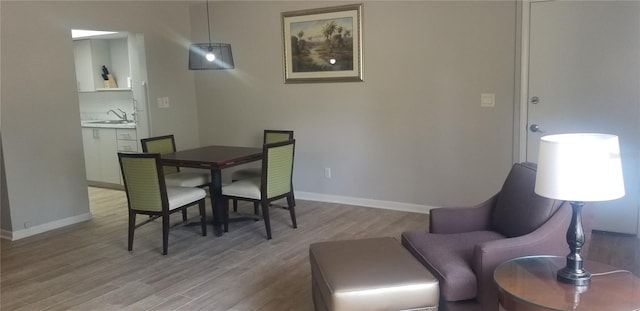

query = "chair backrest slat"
[264,130,294,145]
[264,140,295,199]
[119,153,166,212]
[141,135,179,175]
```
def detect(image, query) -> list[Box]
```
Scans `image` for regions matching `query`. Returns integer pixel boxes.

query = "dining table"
[160,145,263,236]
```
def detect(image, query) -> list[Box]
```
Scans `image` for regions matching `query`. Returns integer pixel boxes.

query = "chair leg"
[291,191,296,207]
[182,209,188,222]
[128,211,136,251]
[199,201,207,236]
[261,201,272,239]
[224,201,230,233]
[233,199,238,212]
[287,194,297,229]
[162,213,169,255]
[223,198,229,233]
[253,202,260,216]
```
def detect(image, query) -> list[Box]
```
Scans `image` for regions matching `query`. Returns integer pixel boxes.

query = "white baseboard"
[295,191,435,215]
[0,194,430,241]
[1,213,92,241]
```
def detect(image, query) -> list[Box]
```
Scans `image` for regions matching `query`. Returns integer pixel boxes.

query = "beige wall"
[192,1,517,208]
[0,1,199,236]
[1,0,519,238]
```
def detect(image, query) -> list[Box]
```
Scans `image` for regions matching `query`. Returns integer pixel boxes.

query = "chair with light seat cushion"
[141,135,211,220]
[118,152,208,255]
[231,130,294,214]
[222,139,297,239]
[401,162,595,311]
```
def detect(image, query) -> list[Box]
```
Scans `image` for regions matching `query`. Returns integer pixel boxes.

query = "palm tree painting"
[289,17,354,72]
[283,4,362,83]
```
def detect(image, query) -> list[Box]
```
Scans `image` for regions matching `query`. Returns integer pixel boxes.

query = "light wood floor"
[1,187,638,310]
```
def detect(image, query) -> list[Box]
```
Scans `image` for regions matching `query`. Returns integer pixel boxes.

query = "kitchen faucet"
[107,109,128,121]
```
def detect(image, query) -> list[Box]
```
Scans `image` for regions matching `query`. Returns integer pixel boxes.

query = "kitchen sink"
[88,120,133,124]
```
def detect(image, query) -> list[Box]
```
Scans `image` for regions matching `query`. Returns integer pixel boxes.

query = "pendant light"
[188,0,234,70]
[204,0,216,62]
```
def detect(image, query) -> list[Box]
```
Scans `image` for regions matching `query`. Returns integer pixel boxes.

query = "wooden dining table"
[160,145,263,236]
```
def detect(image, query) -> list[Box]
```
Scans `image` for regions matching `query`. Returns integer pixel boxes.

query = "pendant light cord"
[206,0,212,46]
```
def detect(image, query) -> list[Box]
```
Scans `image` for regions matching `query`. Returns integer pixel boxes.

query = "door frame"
[515,0,544,164]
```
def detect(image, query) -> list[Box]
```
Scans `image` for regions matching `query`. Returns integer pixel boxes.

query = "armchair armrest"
[471,202,572,311]
[429,194,498,234]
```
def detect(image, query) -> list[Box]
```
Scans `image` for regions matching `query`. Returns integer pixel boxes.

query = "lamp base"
[557,266,592,286]
[557,201,592,286]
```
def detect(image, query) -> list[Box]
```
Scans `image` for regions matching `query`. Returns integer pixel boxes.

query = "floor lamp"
[535,133,625,286]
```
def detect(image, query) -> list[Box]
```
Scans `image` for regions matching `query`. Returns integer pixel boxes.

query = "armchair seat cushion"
[401,230,505,302]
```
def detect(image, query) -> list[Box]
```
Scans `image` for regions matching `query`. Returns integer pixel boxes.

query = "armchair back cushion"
[490,162,562,238]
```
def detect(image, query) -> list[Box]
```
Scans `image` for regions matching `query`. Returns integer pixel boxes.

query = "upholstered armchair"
[401,162,594,311]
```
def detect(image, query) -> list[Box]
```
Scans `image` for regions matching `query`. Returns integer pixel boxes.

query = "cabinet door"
[81,128,100,181]
[74,40,94,92]
[97,128,120,184]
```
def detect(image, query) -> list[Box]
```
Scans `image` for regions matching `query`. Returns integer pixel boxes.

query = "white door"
[526,1,640,234]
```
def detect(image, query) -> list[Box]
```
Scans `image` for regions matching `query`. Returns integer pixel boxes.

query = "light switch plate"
[157,97,170,108]
[481,93,495,108]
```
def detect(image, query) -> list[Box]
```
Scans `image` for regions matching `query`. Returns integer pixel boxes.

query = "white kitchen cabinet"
[81,128,120,185]
[116,128,138,152]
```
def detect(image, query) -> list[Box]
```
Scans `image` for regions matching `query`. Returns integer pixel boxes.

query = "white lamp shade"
[535,133,625,202]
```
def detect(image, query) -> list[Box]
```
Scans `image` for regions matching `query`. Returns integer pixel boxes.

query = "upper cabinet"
[73,38,131,92]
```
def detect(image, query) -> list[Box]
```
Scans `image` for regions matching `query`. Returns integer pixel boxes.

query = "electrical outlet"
[324,167,332,179]
[480,93,495,108]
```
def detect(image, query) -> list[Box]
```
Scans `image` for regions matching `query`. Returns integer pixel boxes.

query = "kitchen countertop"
[81,120,136,129]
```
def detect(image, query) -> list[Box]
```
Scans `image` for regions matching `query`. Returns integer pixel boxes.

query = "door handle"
[529,124,545,133]
[530,96,540,105]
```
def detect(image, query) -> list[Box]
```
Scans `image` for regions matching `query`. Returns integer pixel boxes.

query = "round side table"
[494,256,640,311]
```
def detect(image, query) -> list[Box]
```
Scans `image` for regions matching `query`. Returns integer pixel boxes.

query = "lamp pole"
[557,201,591,285]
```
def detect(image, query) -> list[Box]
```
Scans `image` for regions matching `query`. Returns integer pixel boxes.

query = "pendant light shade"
[189,43,234,70]
[189,0,234,70]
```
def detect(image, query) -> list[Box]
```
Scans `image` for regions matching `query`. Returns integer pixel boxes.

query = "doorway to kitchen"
[72,29,151,193]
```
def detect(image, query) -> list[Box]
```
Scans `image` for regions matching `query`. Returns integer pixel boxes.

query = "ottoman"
[309,237,439,311]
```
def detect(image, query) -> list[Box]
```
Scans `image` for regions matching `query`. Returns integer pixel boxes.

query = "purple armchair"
[401,162,594,311]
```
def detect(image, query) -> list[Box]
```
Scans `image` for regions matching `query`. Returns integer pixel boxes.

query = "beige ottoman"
[309,237,439,311]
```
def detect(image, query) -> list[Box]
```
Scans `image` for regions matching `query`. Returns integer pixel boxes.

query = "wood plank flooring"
[1,187,638,310]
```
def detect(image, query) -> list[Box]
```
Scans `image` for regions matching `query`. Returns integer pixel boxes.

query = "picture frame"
[282,4,363,83]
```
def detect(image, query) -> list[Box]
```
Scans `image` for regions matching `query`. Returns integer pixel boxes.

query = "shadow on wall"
[1,132,13,233]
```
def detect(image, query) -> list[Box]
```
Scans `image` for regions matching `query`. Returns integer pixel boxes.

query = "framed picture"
[282,4,363,83]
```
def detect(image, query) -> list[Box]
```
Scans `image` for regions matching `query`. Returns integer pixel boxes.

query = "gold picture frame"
[282,4,363,83]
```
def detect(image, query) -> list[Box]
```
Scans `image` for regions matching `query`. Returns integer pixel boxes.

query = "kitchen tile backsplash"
[79,91,135,121]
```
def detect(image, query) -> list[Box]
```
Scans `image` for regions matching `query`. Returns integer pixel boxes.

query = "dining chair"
[118,152,208,255]
[141,135,212,220]
[231,130,294,214]
[222,139,297,239]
